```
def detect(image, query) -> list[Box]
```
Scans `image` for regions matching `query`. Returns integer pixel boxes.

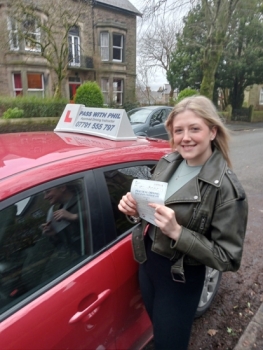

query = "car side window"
[104,164,154,236]
[164,109,172,122]
[0,179,89,315]
[151,110,163,124]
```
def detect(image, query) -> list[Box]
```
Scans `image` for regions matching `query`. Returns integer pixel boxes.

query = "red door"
[69,83,81,102]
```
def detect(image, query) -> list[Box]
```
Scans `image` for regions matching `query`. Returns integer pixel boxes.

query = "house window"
[27,73,44,97]
[23,16,41,52]
[7,18,19,50]
[12,72,44,97]
[112,34,123,62]
[101,78,109,105]
[113,79,123,105]
[68,26,80,66]
[259,87,263,105]
[13,73,23,96]
[100,32,109,61]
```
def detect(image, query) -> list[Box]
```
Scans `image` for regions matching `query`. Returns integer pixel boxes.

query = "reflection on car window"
[104,165,154,236]
[151,109,166,125]
[0,179,89,315]
[127,109,151,124]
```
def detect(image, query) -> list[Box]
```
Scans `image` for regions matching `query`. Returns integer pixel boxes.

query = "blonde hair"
[166,95,232,168]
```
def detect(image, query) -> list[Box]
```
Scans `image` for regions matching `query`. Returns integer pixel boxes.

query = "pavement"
[226,120,263,131]
[226,120,263,350]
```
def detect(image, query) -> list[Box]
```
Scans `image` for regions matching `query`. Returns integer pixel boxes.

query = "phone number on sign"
[75,122,115,131]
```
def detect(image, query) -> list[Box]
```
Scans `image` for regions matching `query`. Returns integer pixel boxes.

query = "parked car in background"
[127,106,173,140]
[0,105,221,349]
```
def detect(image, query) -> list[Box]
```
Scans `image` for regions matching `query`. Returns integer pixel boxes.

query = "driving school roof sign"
[54,104,136,141]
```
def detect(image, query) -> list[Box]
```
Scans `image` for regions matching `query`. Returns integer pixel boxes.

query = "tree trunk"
[53,82,62,99]
[230,78,244,109]
[200,48,222,100]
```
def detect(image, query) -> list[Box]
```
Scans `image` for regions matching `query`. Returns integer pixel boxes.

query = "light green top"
[148,160,202,240]
[165,160,202,200]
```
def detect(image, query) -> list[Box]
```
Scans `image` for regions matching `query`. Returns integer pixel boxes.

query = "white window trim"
[7,18,19,51]
[68,35,80,67]
[12,73,22,96]
[100,32,109,61]
[24,18,41,52]
[27,73,44,97]
[112,34,123,62]
[101,78,109,105]
[113,79,123,106]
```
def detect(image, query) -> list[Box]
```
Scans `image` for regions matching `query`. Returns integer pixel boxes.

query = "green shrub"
[74,81,104,107]
[176,88,199,104]
[0,96,67,118]
[2,107,25,119]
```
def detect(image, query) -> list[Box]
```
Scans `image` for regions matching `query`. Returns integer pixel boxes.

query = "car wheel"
[195,267,222,318]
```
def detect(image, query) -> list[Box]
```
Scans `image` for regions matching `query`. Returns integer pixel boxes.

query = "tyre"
[195,267,222,318]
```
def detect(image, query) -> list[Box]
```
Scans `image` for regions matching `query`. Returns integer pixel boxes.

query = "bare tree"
[138,0,244,100]
[136,56,156,105]
[7,0,91,98]
[138,16,179,97]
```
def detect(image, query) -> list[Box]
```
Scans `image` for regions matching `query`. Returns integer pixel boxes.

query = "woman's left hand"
[148,203,182,241]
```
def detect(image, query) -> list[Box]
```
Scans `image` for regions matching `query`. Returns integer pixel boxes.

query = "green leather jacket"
[132,148,248,272]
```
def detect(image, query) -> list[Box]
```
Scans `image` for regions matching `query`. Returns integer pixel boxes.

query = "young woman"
[118,96,248,350]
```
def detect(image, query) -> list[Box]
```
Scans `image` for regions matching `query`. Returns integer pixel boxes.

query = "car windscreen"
[127,109,151,124]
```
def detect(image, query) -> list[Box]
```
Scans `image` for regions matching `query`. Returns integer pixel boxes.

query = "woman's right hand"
[118,192,138,216]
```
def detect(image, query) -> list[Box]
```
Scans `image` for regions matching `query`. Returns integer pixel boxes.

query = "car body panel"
[0,132,170,201]
[0,129,170,350]
[1,249,117,350]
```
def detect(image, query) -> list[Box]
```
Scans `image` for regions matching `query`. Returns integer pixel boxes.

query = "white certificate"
[131,179,168,226]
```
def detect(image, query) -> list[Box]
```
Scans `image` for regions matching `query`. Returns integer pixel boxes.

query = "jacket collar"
[161,147,226,186]
[158,148,227,203]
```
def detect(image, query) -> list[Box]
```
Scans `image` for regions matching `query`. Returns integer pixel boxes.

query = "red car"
[0,105,221,349]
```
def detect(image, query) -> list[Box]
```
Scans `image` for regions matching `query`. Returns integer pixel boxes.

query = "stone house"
[0,0,141,105]
[244,84,263,110]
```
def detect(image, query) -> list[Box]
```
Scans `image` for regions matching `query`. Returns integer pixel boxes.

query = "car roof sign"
[54,104,136,141]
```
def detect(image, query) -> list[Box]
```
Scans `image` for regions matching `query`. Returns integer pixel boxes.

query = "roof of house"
[96,0,142,16]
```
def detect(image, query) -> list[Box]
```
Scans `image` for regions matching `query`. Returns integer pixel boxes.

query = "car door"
[0,175,119,350]
[94,162,156,349]
[147,109,169,140]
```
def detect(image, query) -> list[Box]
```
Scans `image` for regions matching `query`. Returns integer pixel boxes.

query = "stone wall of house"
[245,84,263,110]
[0,0,138,103]
[93,5,137,104]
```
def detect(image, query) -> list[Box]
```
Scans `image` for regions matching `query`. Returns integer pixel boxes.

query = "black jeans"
[139,234,206,350]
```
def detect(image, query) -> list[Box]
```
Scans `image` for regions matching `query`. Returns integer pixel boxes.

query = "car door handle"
[69,289,111,324]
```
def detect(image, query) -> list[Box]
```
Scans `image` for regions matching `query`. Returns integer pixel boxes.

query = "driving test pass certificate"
[131,179,168,226]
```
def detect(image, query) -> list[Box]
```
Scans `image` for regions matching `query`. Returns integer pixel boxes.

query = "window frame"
[0,171,93,322]
[23,16,41,52]
[92,161,157,243]
[27,73,44,97]
[68,26,80,67]
[7,17,19,51]
[112,33,124,62]
[101,78,109,105]
[100,32,109,61]
[12,73,23,96]
[113,78,124,106]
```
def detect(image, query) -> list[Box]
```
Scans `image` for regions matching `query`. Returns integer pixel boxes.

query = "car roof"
[0,131,170,201]
[136,106,172,110]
